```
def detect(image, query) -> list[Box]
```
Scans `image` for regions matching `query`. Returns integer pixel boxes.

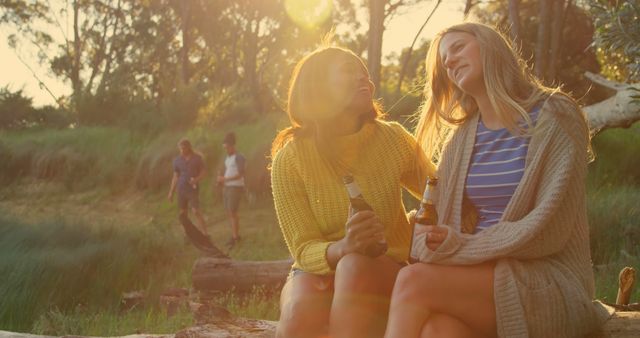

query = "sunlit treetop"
[284,0,333,30]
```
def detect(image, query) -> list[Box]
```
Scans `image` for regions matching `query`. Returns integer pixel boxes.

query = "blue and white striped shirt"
[465,109,540,233]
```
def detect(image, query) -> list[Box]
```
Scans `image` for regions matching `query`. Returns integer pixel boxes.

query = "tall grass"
[0,214,196,332]
[586,122,640,302]
[0,186,287,334]
[0,127,147,191]
[0,116,281,194]
[217,287,280,321]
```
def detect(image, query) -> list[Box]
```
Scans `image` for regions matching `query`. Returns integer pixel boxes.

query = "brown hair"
[270,46,385,172]
[178,138,205,158]
[178,138,193,152]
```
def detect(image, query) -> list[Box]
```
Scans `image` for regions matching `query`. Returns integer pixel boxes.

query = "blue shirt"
[465,108,540,233]
[173,153,204,195]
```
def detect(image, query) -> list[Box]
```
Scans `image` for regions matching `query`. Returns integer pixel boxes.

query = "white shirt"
[224,154,245,187]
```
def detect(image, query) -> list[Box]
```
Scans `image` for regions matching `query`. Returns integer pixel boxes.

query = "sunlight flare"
[284,0,332,30]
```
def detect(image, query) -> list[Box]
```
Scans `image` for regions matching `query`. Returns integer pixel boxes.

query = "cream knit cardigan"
[413,95,612,337]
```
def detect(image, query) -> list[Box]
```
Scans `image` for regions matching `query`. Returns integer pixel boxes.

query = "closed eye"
[442,42,464,65]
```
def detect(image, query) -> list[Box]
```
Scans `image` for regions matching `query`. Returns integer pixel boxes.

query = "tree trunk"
[508,0,521,46]
[547,0,566,81]
[463,0,474,18]
[192,258,292,293]
[534,0,551,81]
[95,0,122,97]
[243,16,263,114]
[179,0,191,85]
[72,0,82,105]
[368,0,386,95]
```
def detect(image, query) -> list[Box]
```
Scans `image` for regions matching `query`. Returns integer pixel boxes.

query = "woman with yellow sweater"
[270,46,431,338]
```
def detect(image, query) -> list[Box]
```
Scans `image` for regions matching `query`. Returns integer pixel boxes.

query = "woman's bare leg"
[330,254,403,338]
[385,262,497,338]
[419,313,477,338]
[276,272,334,338]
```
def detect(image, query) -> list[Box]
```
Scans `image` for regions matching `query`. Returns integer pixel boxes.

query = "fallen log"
[586,267,640,337]
[0,320,276,338]
[191,257,292,293]
[587,310,640,338]
[2,312,639,338]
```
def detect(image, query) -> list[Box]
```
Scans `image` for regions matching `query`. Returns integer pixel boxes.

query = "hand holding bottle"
[341,210,386,256]
[342,175,388,257]
[409,176,438,263]
[422,225,448,251]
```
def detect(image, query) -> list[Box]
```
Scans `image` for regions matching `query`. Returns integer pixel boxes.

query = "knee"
[276,318,306,338]
[335,253,377,286]
[335,253,397,295]
[277,299,325,337]
[393,264,421,301]
[393,263,439,304]
[421,314,471,338]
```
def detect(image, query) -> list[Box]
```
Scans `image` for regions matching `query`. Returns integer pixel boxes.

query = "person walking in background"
[168,138,207,235]
[217,132,246,249]
[270,45,433,338]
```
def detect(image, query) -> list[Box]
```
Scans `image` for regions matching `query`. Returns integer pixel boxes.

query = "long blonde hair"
[270,46,385,173]
[416,22,555,162]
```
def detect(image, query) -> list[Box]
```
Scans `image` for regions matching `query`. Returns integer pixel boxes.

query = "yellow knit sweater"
[271,120,432,274]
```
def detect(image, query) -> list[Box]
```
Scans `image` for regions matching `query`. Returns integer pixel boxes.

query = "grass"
[0,212,196,332]
[0,127,147,191]
[0,116,281,193]
[217,287,281,321]
[0,179,287,334]
[31,307,193,336]
[0,121,638,335]
[587,122,640,302]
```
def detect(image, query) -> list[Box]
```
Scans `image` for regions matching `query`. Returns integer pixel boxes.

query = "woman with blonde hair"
[270,45,433,337]
[384,22,610,337]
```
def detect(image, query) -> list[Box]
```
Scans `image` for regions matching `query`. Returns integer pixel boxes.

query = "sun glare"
[284,0,333,30]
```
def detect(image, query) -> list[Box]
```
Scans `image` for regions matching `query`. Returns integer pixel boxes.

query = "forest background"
[0,0,638,334]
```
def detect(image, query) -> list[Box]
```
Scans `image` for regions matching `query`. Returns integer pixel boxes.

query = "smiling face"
[325,52,375,120]
[439,32,484,96]
[287,47,381,132]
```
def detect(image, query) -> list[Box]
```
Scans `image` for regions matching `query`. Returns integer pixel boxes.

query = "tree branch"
[394,0,442,95]
[583,72,640,136]
[11,49,62,106]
